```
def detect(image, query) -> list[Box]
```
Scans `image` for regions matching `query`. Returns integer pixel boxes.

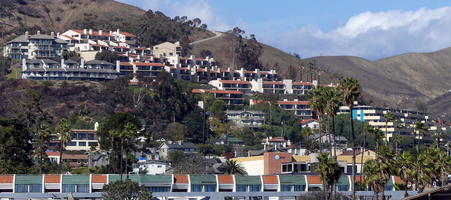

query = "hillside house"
[158,141,196,160]
[4,31,68,60]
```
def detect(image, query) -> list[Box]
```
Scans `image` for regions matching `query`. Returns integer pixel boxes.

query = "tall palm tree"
[314,152,342,200]
[374,129,385,150]
[56,118,71,172]
[309,86,328,152]
[360,124,373,179]
[218,160,247,175]
[324,87,342,157]
[339,77,361,199]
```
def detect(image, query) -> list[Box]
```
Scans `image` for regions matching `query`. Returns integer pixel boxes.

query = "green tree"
[218,160,247,175]
[313,152,341,200]
[413,122,428,153]
[376,146,395,200]
[394,151,416,197]
[309,86,327,151]
[164,122,187,141]
[208,99,227,120]
[0,118,34,174]
[324,87,342,156]
[384,112,395,145]
[56,118,72,171]
[234,33,263,70]
[95,50,118,63]
[0,55,11,79]
[103,179,151,200]
[339,77,361,199]
[97,113,141,175]
[364,160,384,199]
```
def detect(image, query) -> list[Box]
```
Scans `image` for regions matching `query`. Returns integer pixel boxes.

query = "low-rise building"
[158,141,196,160]
[226,110,265,129]
[192,89,245,105]
[66,129,99,151]
[21,58,120,81]
[152,41,182,57]
[132,160,168,175]
[261,137,291,151]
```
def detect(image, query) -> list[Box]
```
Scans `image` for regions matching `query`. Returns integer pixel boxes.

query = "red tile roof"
[263,137,287,142]
[134,62,164,67]
[0,175,13,183]
[220,80,251,84]
[394,176,403,184]
[277,101,310,105]
[208,90,243,94]
[120,31,136,37]
[92,174,107,183]
[113,46,129,49]
[44,175,61,183]
[174,175,188,184]
[61,35,78,40]
[300,119,316,124]
[120,62,133,66]
[356,176,365,183]
[262,176,278,184]
[46,152,60,157]
[71,29,112,37]
[217,175,234,184]
[307,176,322,184]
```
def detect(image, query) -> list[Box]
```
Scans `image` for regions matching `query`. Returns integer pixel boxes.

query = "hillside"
[428,92,451,119]
[305,48,451,115]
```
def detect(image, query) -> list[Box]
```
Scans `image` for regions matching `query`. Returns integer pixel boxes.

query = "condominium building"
[119,61,165,78]
[192,89,245,105]
[277,99,313,119]
[339,105,429,141]
[21,58,120,81]
[251,79,317,95]
[66,129,99,151]
[4,31,68,60]
[152,41,182,57]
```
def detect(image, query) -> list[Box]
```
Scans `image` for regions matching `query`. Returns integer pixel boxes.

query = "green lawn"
[5,67,21,79]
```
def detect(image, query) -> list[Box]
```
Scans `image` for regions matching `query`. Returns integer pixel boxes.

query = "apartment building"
[251,79,317,95]
[226,110,265,129]
[21,58,120,81]
[66,129,99,151]
[120,61,165,78]
[277,99,313,119]
[192,89,245,105]
[339,105,429,141]
[4,31,68,60]
[152,41,182,57]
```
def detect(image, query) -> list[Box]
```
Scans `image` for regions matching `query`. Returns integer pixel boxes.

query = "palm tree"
[218,160,247,175]
[324,87,342,157]
[395,151,416,197]
[56,118,71,172]
[313,152,342,200]
[376,146,395,200]
[360,124,373,179]
[364,160,384,199]
[309,86,328,152]
[374,129,385,150]
[339,77,361,199]
[384,111,395,144]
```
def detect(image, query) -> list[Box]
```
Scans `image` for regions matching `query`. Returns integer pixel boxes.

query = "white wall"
[238,160,264,175]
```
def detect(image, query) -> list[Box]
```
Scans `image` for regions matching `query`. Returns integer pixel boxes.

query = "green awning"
[15,175,42,185]
[190,175,216,185]
[336,176,350,186]
[140,175,172,185]
[62,175,89,184]
[108,175,140,183]
[279,175,306,185]
[234,176,261,185]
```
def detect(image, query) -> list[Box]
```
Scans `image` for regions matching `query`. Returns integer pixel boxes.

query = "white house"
[132,160,168,175]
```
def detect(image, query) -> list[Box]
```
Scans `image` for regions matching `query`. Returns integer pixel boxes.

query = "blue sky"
[118,0,451,59]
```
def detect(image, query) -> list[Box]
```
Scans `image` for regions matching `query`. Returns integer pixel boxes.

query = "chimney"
[57,32,60,37]
[89,29,93,35]
[37,30,41,35]
[50,32,54,37]
[294,99,298,101]
[99,30,103,35]
[22,58,27,71]
[116,60,120,73]
[177,141,182,145]
[116,28,120,33]
[25,31,29,37]
[83,29,87,34]
[61,58,65,68]
[80,58,85,69]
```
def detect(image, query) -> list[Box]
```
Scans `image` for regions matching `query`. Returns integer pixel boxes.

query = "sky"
[118,0,451,60]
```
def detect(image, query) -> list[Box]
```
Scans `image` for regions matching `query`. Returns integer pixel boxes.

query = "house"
[152,41,182,57]
[215,134,245,146]
[300,119,319,130]
[132,160,168,175]
[46,151,89,168]
[158,141,196,160]
[261,137,291,151]
[4,31,68,60]
[66,129,99,151]
[277,99,313,119]
[308,133,348,149]
[21,58,120,81]
[88,151,109,168]
[225,110,265,129]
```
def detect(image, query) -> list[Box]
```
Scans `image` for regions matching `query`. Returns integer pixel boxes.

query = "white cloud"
[258,7,451,59]
[117,0,231,31]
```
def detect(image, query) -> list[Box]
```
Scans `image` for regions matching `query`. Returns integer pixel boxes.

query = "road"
[190,31,223,45]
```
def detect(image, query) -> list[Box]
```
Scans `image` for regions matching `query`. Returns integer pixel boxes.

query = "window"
[68,142,76,146]
[78,142,87,146]
[236,185,247,192]
[204,185,216,192]
[338,185,349,191]
[294,185,304,191]
[88,142,98,147]
[281,185,292,192]
[15,185,28,193]
[146,186,170,192]
[62,184,76,193]
[191,185,202,192]
[77,184,89,193]
[249,185,261,192]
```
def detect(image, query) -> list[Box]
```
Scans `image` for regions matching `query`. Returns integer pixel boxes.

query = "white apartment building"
[4,31,68,60]
[152,41,182,57]
[277,99,313,119]
[226,110,265,129]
